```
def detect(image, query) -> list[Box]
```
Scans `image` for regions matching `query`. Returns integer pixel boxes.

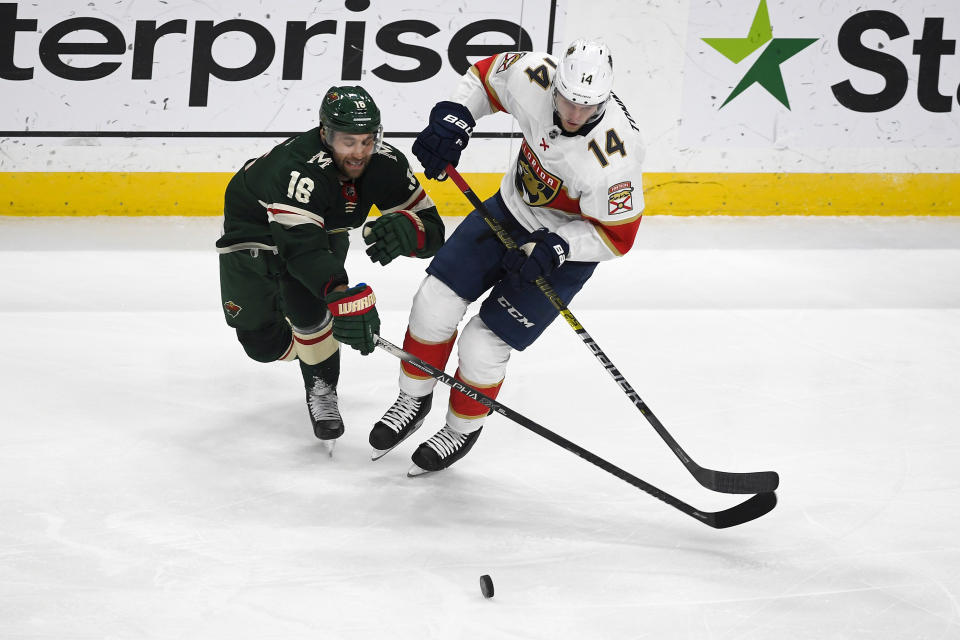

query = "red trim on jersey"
[472,56,507,113]
[549,188,583,216]
[450,368,503,419]
[267,207,324,228]
[407,188,427,210]
[592,215,643,256]
[400,328,457,380]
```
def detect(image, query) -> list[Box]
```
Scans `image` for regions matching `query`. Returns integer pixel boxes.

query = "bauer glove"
[501,228,569,284]
[412,101,475,180]
[363,211,426,266]
[326,283,379,355]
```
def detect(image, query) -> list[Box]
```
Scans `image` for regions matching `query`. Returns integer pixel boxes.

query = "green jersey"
[217,127,443,297]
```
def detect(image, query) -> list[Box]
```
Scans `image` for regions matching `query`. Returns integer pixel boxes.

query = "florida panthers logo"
[514,139,563,207]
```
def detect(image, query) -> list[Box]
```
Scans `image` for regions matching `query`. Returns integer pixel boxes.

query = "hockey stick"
[374,334,776,529]
[443,164,779,495]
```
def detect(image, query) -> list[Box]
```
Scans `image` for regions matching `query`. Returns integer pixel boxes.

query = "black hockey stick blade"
[373,334,777,529]
[702,491,778,529]
[694,467,780,494]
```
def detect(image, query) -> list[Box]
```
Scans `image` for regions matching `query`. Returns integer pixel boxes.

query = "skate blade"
[370,420,427,462]
[320,439,336,457]
[406,463,436,478]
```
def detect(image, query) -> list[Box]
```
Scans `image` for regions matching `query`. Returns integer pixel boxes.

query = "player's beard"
[334,153,370,180]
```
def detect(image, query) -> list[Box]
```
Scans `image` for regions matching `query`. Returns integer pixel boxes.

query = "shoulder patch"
[496,52,527,73]
[608,181,635,215]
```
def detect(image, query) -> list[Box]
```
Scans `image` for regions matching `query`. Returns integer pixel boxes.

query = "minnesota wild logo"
[703,0,818,109]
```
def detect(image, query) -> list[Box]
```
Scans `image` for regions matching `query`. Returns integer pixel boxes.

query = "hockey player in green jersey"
[217,86,445,453]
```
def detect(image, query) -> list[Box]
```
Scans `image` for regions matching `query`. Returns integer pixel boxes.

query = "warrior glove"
[363,211,426,266]
[412,101,475,180]
[326,283,380,355]
[501,228,570,284]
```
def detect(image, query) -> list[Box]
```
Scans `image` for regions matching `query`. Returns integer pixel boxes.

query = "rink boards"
[2,171,958,217]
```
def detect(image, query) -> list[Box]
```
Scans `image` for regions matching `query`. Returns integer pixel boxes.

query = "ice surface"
[1,215,959,639]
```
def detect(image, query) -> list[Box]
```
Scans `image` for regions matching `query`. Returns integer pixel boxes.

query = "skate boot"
[408,424,482,476]
[369,391,433,460]
[306,376,343,455]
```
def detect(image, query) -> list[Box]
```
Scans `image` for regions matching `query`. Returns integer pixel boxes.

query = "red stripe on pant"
[450,369,503,419]
[401,328,457,380]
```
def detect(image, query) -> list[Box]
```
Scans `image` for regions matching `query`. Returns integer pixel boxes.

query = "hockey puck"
[479,574,494,599]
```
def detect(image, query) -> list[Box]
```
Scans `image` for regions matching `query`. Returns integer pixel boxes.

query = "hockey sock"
[276,335,297,361]
[400,327,457,381]
[447,368,503,433]
[291,313,338,365]
[300,348,340,390]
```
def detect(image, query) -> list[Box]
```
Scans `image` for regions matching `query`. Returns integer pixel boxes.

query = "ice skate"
[306,377,343,455]
[407,425,482,476]
[369,391,433,460]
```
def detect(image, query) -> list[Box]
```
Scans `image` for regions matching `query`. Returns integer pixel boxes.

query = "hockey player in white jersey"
[368,39,645,475]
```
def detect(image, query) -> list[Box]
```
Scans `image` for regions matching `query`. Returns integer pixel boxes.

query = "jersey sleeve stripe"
[266,203,326,228]
[598,210,643,227]
[589,215,643,256]
[380,185,433,215]
[407,188,434,212]
[471,55,507,113]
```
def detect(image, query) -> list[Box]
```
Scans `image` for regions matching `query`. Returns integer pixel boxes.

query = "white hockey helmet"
[553,39,614,113]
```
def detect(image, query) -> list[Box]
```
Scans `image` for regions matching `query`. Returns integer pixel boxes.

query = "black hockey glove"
[363,211,424,266]
[501,228,569,284]
[326,283,380,355]
[412,101,475,180]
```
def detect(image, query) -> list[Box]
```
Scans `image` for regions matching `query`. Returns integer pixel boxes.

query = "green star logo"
[703,0,818,109]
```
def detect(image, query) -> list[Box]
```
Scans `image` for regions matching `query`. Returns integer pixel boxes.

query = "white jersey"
[452,51,645,262]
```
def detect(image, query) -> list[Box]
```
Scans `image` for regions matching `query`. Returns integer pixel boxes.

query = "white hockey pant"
[400,275,512,433]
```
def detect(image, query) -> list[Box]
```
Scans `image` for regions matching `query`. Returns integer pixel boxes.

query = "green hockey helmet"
[319,85,383,150]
